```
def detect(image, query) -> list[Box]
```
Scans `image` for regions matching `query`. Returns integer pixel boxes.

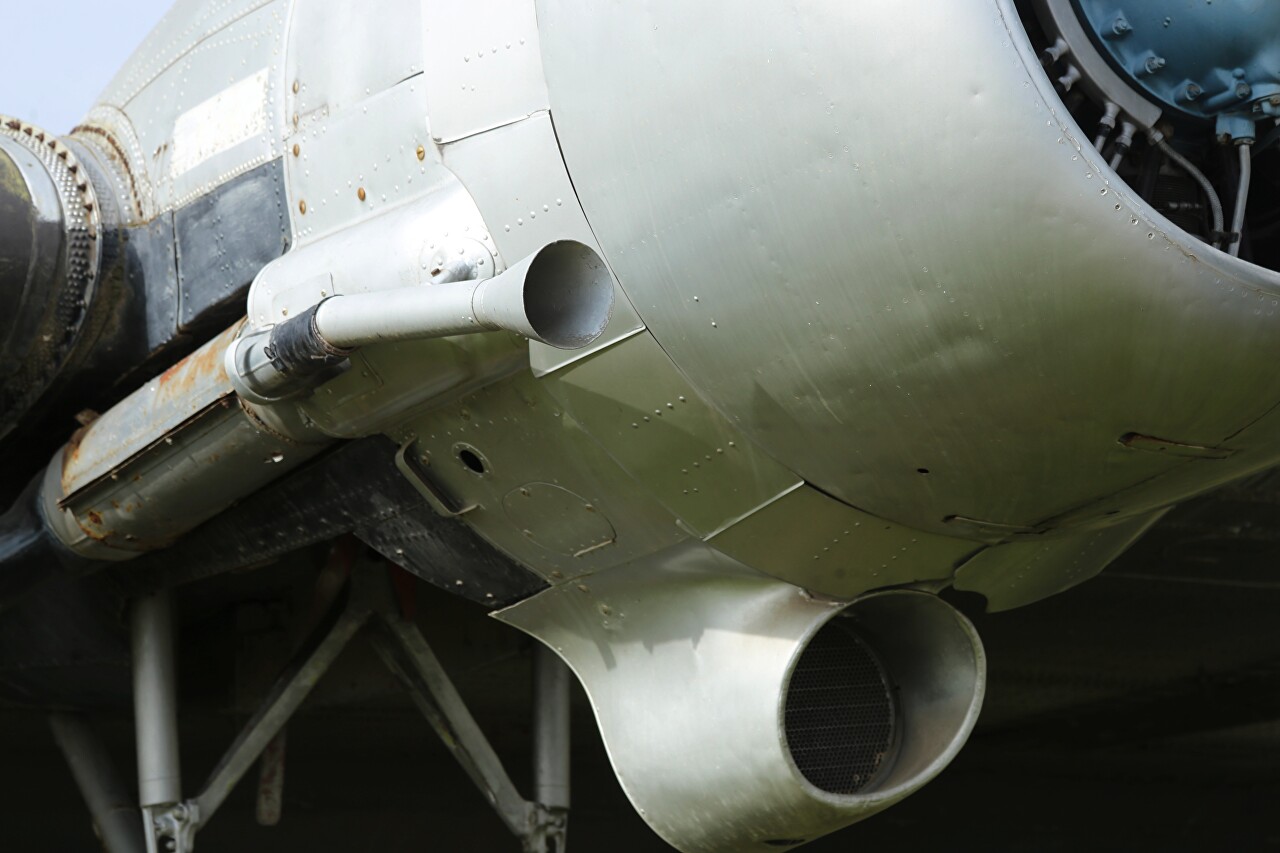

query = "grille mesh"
[784,619,896,795]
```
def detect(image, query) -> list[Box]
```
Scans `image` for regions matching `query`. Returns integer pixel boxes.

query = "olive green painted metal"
[389,367,688,584]
[708,484,980,601]
[539,331,801,539]
[954,508,1168,611]
[496,547,985,853]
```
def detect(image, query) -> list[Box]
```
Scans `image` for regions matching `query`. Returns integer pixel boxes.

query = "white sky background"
[1,2,175,133]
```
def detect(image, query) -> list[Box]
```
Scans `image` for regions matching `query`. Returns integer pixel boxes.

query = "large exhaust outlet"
[497,553,986,852]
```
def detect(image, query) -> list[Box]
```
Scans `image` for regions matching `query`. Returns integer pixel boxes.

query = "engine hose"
[1229,142,1251,258]
[1156,140,1224,249]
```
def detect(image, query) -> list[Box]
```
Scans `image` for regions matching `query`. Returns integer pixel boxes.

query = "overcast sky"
[2,2,174,133]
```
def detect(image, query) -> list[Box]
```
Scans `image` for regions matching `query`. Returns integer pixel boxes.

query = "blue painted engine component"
[1074,0,1280,140]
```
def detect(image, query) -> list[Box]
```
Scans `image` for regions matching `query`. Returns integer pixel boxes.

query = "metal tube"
[532,645,571,811]
[1156,139,1224,247]
[1229,141,1252,258]
[50,714,146,853]
[194,598,369,823]
[370,615,534,836]
[309,240,613,352]
[132,591,181,808]
[314,279,488,345]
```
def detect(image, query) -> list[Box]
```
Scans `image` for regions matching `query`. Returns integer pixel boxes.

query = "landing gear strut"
[61,557,571,852]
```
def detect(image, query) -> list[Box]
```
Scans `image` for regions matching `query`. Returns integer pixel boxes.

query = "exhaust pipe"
[228,240,614,402]
[497,549,986,853]
[7,237,613,575]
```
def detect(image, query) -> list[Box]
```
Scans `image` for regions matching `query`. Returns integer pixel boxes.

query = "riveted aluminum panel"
[954,509,1168,611]
[709,485,979,600]
[99,0,280,108]
[72,104,156,225]
[111,1,290,212]
[284,0,423,126]
[284,79,439,245]
[540,331,801,538]
[439,112,644,375]
[389,370,687,582]
[422,0,550,143]
[246,181,489,326]
[534,0,1280,542]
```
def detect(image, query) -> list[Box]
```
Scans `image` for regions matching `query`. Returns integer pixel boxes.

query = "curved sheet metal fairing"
[534,0,1280,544]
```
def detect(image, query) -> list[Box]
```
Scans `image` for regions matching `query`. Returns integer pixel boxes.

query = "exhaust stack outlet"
[230,240,614,402]
[497,559,986,853]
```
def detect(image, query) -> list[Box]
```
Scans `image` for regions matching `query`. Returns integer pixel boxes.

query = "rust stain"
[61,424,92,493]
[153,322,242,403]
[86,510,103,526]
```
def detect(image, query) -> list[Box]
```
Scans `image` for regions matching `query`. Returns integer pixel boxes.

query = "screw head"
[357,187,366,201]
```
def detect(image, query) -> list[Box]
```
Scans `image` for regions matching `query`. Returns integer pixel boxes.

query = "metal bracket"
[140,559,567,851]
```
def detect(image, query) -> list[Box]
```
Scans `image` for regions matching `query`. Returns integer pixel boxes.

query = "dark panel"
[174,159,289,331]
[126,211,181,353]
[123,436,547,608]
[357,503,547,608]
[0,568,131,708]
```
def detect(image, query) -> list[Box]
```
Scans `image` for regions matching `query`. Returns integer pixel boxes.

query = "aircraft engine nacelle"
[499,554,985,852]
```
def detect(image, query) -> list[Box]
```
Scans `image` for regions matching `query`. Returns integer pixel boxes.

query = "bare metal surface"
[93,0,289,213]
[155,564,562,850]
[532,644,571,811]
[60,324,244,496]
[534,0,1280,551]
[496,544,985,852]
[311,241,613,351]
[131,592,181,809]
[421,0,551,144]
[49,714,146,853]
[437,111,646,376]
[40,316,333,559]
[193,584,369,824]
[371,616,535,837]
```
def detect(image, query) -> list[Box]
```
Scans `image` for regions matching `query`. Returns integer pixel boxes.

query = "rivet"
[292,143,300,156]
[416,145,426,161]
[357,187,367,201]
[298,199,307,214]
[292,79,299,94]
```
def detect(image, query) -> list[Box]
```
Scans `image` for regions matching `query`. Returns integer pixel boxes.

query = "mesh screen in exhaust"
[784,619,896,794]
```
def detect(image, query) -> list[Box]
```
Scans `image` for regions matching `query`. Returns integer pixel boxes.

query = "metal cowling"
[0,117,101,442]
